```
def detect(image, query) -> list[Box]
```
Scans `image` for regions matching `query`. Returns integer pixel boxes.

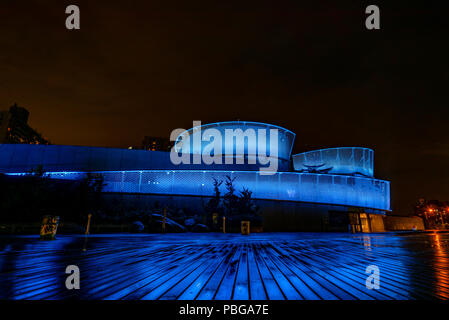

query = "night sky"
[1,1,448,214]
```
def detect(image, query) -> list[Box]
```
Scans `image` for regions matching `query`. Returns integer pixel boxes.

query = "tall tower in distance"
[0,103,49,144]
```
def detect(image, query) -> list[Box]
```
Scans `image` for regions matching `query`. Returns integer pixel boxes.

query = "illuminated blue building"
[0,121,390,232]
[292,147,374,177]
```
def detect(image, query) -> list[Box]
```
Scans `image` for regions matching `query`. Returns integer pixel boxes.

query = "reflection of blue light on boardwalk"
[0,233,448,300]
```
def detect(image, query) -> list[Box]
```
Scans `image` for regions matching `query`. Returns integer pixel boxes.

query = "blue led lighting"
[178,121,296,137]
[174,121,296,162]
[0,125,390,214]
[5,169,390,211]
[293,147,374,177]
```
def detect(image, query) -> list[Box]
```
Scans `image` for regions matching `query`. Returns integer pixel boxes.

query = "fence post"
[223,216,226,233]
[85,214,92,235]
[162,207,167,233]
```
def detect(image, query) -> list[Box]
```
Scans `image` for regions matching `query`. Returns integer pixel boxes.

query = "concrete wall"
[100,193,384,232]
[369,214,386,232]
[383,215,425,231]
[260,201,330,232]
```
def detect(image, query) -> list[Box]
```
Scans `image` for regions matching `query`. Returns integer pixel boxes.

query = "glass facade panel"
[1,143,389,211]
[293,147,374,177]
[11,169,390,211]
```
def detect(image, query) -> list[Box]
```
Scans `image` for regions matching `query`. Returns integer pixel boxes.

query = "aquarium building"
[0,121,390,232]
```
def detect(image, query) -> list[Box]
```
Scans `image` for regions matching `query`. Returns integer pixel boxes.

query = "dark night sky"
[1,1,448,214]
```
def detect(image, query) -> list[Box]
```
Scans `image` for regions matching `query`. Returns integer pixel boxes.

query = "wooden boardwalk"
[0,232,448,300]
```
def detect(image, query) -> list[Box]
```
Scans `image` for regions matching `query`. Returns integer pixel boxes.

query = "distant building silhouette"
[142,136,173,151]
[0,103,49,144]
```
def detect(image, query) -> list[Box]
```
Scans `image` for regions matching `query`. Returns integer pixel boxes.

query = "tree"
[203,178,223,215]
[223,175,239,216]
[202,175,261,231]
[237,188,259,218]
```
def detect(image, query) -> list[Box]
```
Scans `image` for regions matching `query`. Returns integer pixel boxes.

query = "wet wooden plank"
[252,243,284,300]
[1,233,449,300]
[178,246,230,300]
[233,244,249,300]
[247,244,267,300]
[196,245,239,300]
[214,246,242,300]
